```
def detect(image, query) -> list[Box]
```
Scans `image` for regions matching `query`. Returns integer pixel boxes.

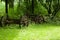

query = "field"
[0,24,60,40]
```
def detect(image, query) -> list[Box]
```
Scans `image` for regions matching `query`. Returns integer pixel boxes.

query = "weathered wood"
[1,15,29,28]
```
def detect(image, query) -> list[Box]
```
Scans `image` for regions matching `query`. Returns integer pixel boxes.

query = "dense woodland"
[0,0,60,27]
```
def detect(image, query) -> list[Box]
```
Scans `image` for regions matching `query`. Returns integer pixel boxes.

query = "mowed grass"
[0,26,20,40]
[14,24,60,40]
[0,24,60,40]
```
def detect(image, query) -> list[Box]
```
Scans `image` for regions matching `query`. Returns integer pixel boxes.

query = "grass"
[14,24,60,40]
[0,27,20,40]
[0,24,60,40]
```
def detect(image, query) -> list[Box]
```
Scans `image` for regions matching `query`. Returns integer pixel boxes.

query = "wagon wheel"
[1,16,6,27]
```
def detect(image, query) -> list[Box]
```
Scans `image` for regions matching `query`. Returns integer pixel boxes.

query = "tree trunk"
[5,0,8,19]
[58,0,59,5]
[25,0,30,15]
[32,0,34,14]
[18,0,20,7]
[48,1,52,17]
[9,0,14,8]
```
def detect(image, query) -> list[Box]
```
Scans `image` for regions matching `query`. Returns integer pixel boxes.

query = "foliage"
[0,0,60,23]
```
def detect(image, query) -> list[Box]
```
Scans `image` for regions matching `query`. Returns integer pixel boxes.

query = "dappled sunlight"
[13,25,60,40]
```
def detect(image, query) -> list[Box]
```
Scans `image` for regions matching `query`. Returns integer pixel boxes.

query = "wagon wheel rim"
[1,16,6,27]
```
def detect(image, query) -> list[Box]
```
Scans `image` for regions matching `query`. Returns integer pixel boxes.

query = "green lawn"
[0,24,60,40]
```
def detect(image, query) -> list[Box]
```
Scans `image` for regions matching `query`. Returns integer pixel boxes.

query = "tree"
[51,0,60,19]
[9,0,14,8]
[32,0,34,14]
[38,0,60,19]
[5,0,8,19]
